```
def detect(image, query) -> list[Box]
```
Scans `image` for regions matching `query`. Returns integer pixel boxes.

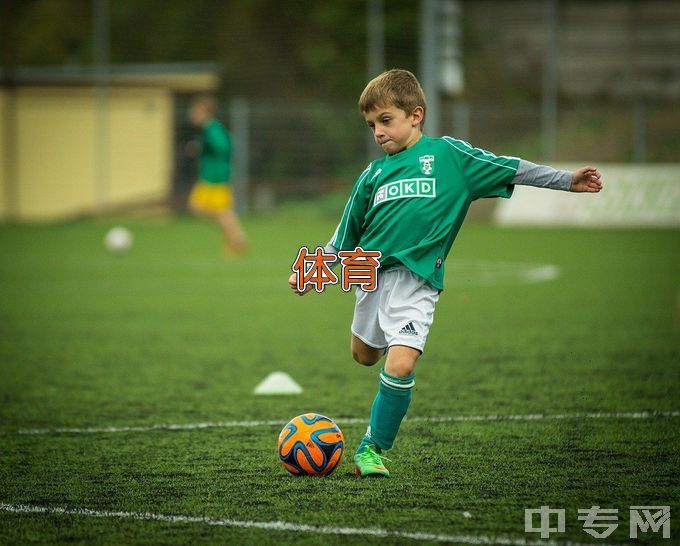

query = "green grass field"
[1,206,678,545]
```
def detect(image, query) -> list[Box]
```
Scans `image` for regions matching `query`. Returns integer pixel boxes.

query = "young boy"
[288,69,602,477]
[187,95,248,254]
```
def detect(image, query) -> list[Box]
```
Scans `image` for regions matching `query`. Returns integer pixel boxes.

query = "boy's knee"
[350,336,384,366]
[384,345,420,377]
[385,360,415,377]
[352,349,380,366]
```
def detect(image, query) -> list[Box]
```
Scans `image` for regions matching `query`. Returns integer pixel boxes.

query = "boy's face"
[364,105,424,155]
[189,104,210,127]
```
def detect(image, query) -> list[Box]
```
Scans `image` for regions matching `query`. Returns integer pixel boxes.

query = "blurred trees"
[7,0,677,162]
[6,0,418,101]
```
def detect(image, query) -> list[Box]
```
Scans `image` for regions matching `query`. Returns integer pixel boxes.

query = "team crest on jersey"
[419,154,435,175]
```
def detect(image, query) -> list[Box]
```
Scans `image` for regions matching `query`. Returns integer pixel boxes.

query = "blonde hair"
[358,69,427,128]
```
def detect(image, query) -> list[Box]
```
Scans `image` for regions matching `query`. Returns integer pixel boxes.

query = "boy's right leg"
[217,208,248,253]
[351,335,385,366]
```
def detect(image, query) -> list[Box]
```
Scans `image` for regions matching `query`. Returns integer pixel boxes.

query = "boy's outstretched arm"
[513,160,603,193]
[570,166,603,193]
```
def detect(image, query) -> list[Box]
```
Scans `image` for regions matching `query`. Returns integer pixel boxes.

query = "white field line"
[0,502,616,546]
[7,411,679,436]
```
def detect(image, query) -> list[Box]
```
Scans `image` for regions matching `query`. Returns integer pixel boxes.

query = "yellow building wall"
[0,90,6,218]
[16,87,97,219]
[108,88,173,205]
[3,86,172,221]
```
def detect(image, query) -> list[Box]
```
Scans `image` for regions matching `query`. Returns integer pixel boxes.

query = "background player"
[289,69,602,477]
[187,95,248,254]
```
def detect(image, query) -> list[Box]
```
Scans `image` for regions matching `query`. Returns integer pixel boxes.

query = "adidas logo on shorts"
[398,322,418,335]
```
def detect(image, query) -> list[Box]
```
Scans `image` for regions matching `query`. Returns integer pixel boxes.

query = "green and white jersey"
[330,135,519,290]
[199,119,232,184]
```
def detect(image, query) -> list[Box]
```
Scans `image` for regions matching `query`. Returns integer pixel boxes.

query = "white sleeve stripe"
[334,165,371,248]
[328,223,340,247]
[442,136,518,172]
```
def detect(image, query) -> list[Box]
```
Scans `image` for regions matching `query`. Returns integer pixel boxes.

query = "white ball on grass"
[104,226,133,254]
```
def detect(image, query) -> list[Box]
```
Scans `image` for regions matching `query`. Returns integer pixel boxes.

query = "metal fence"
[6,0,680,217]
[171,96,679,213]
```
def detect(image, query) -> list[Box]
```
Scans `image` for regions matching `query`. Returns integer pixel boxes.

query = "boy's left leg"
[356,345,419,454]
[354,346,419,477]
[353,267,438,477]
[384,345,420,378]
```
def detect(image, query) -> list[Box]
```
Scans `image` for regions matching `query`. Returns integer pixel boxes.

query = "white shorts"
[351,266,440,353]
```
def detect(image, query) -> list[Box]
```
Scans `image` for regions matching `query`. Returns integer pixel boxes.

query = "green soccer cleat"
[354,444,391,477]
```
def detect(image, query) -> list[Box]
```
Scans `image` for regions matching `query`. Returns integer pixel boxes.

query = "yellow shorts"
[188,182,233,213]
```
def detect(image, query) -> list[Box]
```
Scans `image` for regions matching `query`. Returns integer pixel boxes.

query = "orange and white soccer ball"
[277,413,345,476]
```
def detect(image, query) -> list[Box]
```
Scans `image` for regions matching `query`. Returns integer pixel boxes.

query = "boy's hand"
[288,273,313,296]
[185,139,201,158]
[570,166,603,193]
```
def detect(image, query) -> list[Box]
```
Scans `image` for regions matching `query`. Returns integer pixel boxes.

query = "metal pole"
[367,0,385,79]
[366,0,385,161]
[230,97,250,215]
[93,0,110,210]
[440,0,464,96]
[452,100,470,141]
[541,0,558,161]
[1,0,19,219]
[629,3,646,163]
[420,0,440,136]
[632,98,647,163]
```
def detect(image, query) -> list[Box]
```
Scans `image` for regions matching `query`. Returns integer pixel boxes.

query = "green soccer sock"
[357,368,415,453]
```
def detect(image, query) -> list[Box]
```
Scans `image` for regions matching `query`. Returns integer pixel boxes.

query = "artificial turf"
[1,208,678,544]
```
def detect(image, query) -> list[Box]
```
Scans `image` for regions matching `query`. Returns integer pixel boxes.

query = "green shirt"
[330,135,519,290]
[199,119,232,183]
